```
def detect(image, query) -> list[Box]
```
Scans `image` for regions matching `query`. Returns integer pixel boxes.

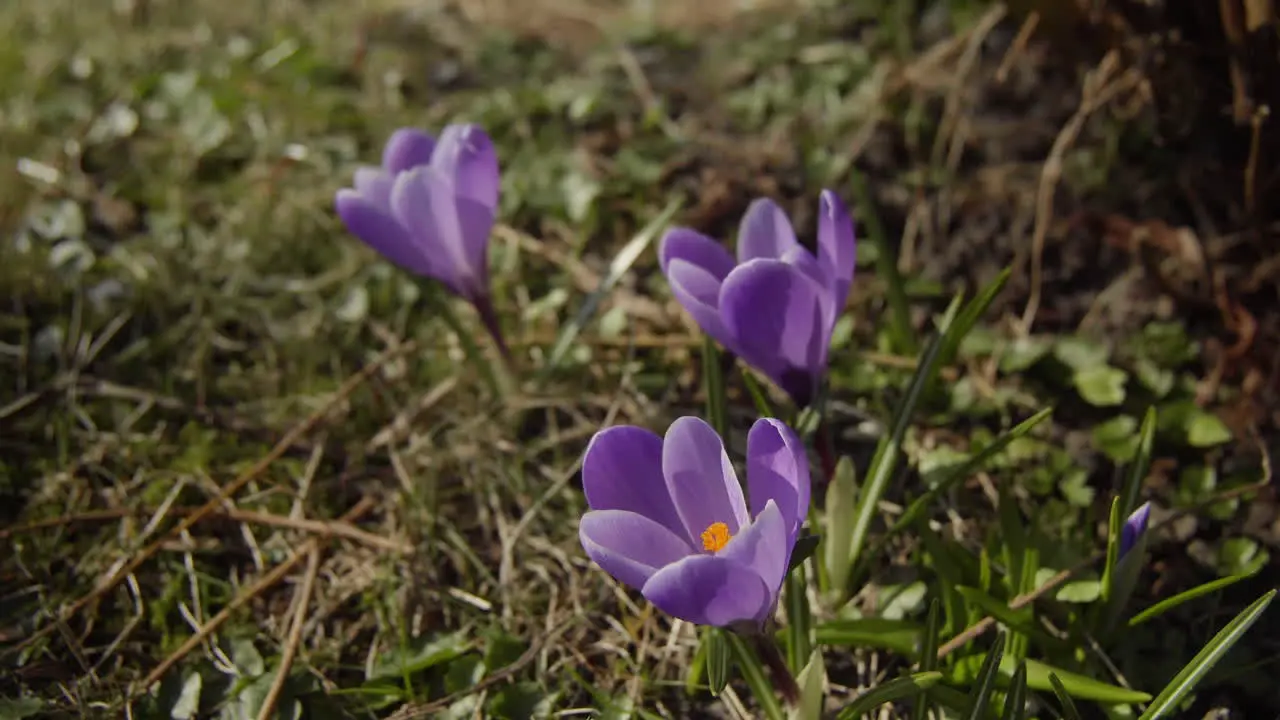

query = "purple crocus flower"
[659,191,856,407]
[579,416,811,628]
[335,124,507,354]
[1119,502,1151,558]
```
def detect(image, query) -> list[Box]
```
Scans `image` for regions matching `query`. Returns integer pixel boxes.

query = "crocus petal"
[382,128,437,174]
[720,259,829,406]
[431,124,500,211]
[659,228,737,281]
[353,167,394,211]
[737,197,800,264]
[389,166,472,295]
[662,417,749,541]
[665,259,737,354]
[453,195,496,300]
[779,246,836,335]
[718,500,789,611]
[582,425,690,544]
[580,510,693,591]
[335,189,433,277]
[746,418,811,542]
[1119,502,1151,558]
[641,554,772,627]
[817,190,856,312]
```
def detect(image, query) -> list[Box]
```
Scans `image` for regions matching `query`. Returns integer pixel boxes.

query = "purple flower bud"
[1119,502,1151,559]
[658,192,856,407]
[335,125,500,306]
[578,417,811,628]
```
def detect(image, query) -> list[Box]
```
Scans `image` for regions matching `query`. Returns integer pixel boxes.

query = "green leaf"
[724,632,786,720]
[1218,537,1269,576]
[912,599,942,720]
[488,681,557,719]
[172,672,203,719]
[1186,412,1232,447]
[835,672,943,720]
[1129,573,1255,627]
[1138,589,1276,719]
[813,618,921,657]
[963,633,1006,720]
[368,631,471,681]
[947,655,1152,704]
[230,638,265,678]
[1048,673,1083,720]
[824,456,858,593]
[1073,366,1127,407]
[788,534,821,573]
[1000,662,1028,720]
[1092,415,1139,462]
[706,628,731,696]
[784,562,813,674]
[999,335,1052,373]
[1053,337,1109,370]
[0,698,44,720]
[789,650,827,720]
[544,197,681,371]
[741,368,777,418]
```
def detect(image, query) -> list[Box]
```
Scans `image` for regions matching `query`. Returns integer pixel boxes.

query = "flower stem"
[815,418,836,483]
[752,633,801,706]
[472,294,515,374]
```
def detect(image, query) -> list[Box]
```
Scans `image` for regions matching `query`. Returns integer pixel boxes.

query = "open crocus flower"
[335,124,507,354]
[1119,502,1151,559]
[579,416,811,628]
[659,191,856,407]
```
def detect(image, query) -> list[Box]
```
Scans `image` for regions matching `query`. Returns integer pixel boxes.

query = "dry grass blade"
[256,545,322,720]
[134,497,376,694]
[13,340,417,655]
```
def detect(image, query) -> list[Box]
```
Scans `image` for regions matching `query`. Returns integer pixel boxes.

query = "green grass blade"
[839,296,961,602]
[946,654,1151,704]
[1048,673,1083,720]
[911,598,941,720]
[702,335,730,439]
[812,618,921,658]
[544,197,681,372]
[1138,589,1276,720]
[849,171,915,355]
[724,632,786,720]
[1120,407,1157,518]
[784,563,813,675]
[1128,573,1255,627]
[850,408,1053,591]
[834,672,943,720]
[963,632,1007,720]
[1100,495,1123,604]
[933,266,1011,375]
[1000,662,1028,720]
[741,367,777,418]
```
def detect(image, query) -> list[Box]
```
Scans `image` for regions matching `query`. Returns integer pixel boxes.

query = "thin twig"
[12,341,415,656]
[134,498,374,694]
[1,504,411,553]
[256,545,322,720]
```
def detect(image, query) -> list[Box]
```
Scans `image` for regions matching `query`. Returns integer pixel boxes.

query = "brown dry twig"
[12,340,417,656]
[1020,52,1144,333]
[256,545,322,720]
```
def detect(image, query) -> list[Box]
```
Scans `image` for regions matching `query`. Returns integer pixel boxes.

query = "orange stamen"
[700,522,731,553]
